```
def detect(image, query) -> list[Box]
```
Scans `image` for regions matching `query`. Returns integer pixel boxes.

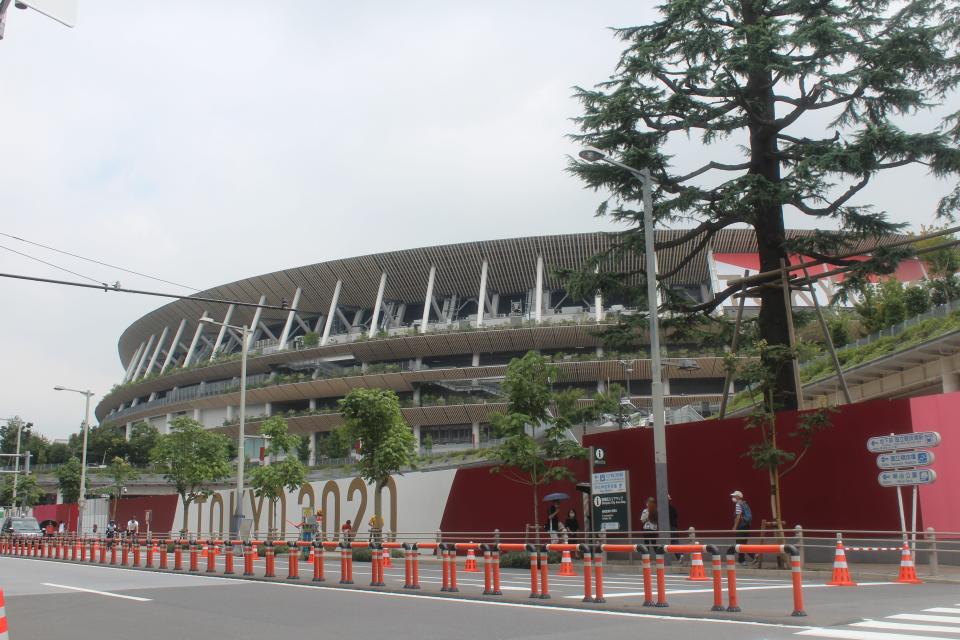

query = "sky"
[0,1,954,440]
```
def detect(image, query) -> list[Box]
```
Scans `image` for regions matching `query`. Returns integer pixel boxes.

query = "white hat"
[730,490,743,498]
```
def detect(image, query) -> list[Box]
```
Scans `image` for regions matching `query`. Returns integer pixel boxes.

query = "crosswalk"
[798,604,960,639]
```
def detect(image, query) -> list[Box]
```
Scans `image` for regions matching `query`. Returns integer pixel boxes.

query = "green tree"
[106,456,139,519]
[126,422,160,466]
[338,389,416,526]
[568,0,960,411]
[150,416,232,534]
[54,457,83,503]
[0,416,32,455]
[248,417,307,538]
[0,473,44,508]
[916,227,960,304]
[421,433,433,455]
[318,426,353,459]
[70,423,127,465]
[45,442,71,465]
[488,352,586,534]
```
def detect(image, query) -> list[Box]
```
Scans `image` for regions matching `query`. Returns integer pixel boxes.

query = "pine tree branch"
[789,175,871,216]
[656,229,718,280]
[653,218,731,250]
[671,161,751,183]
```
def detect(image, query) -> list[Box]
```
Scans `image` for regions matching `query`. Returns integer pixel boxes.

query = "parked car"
[1,516,43,538]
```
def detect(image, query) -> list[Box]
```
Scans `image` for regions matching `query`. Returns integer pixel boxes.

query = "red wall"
[32,504,79,531]
[441,394,960,536]
[111,495,179,534]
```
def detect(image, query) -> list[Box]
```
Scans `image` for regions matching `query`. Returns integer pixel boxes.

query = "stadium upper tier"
[97,230,919,448]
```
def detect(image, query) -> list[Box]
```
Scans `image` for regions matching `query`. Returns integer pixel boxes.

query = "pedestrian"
[546,500,561,543]
[563,509,579,543]
[668,495,680,561]
[126,516,139,542]
[92,524,98,535]
[105,520,117,547]
[45,521,55,537]
[57,521,65,534]
[368,513,384,544]
[640,497,658,544]
[730,490,754,565]
[341,519,354,543]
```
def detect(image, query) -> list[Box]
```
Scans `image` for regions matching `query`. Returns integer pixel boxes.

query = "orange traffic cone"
[382,548,393,568]
[826,540,856,586]
[896,544,923,584]
[307,545,315,566]
[201,542,209,559]
[464,548,478,572]
[687,549,710,582]
[0,588,9,640]
[558,550,576,576]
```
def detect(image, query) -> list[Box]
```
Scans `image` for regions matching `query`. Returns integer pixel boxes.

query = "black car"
[1,516,43,538]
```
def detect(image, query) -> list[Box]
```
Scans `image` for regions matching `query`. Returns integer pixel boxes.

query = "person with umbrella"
[543,492,568,543]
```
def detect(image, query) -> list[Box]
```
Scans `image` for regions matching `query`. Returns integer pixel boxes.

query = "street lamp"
[199,315,251,537]
[54,387,94,533]
[579,146,671,552]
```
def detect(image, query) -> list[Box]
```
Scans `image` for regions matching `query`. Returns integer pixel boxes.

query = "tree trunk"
[743,0,797,410]
[181,494,191,537]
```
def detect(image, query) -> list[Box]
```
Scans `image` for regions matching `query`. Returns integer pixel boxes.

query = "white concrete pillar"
[477,259,489,327]
[412,425,421,450]
[413,386,421,405]
[321,280,342,346]
[309,398,317,410]
[164,414,173,434]
[183,313,207,367]
[662,375,671,396]
[132,334,156,380]
[160,319,187,374]
[210,304,236,360]
[226,405,234,421]
[471,422,480,448]
[308,433,317,466]
[265,403,273,417]
[421,266,436,334]
[247,295,267,350]
[595,266,603,323]
[278,288,303,350]
[369,272,388,339]
[125,423,133,441]
[123,342,146,383]
[941,356,960,393]
[193,408,201,422]
[145,325,169,377]
[534,255,544,323]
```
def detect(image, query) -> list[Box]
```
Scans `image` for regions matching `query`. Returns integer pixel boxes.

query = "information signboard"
[878,468,937,487]
[867,431,941,453]
[591,470,629,532]
[875,450,935,470]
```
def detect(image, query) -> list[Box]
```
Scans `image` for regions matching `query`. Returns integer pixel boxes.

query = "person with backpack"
[730,490,755,565]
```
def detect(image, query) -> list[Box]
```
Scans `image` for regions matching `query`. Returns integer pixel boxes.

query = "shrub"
[352,547,373,562]
[498,551,529,568]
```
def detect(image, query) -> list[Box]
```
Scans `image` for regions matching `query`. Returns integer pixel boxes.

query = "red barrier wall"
[911,394,960,533]
[31,504,79,531]
[109,495,179,535]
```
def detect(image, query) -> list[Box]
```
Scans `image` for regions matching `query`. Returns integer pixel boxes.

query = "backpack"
[740,501,753,526]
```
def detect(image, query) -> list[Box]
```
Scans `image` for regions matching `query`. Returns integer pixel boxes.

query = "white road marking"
[890,614,960,624]
[923,607,960,614]
[42,583,152,602]
[796,629,949,639]
[852,620,960,634]
[564,582,898,599]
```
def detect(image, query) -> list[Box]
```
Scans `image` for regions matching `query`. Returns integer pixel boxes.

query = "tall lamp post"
[579,147,670,551]
[199,315,251,537]
[53,387,94,532]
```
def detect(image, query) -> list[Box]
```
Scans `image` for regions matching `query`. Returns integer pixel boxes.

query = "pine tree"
[569,0,960,408]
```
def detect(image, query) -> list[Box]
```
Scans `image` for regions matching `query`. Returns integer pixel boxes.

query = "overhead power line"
[0,271,300,313]
[0,231,200,291]
[0,243,104,285]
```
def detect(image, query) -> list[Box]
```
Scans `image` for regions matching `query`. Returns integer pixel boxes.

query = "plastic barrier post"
[711,551,724,611]
[482,546,492,595]
[55,537,61,559]
[288,544,300,580]
[224,541,235,575]
[243,541,254,577]
[80,538,87,562]
[641,553,654,607]
[449,546,459,593]
[134,539,142,567]
[655,552,668,607]
[71,537,78,561]
[593,546,606,603]
[527,545,539,598]
[121,540,129,566]
[206,541,217,573]
[312,541,324,582]
[539,546,550,599]
[159,540,169,570]
[581,547,593,603]
[189,540,200,572]
[403,544,413,589]
[411,544,422,590]
[340,544,353,584]
[369,545,381,587]
[440,546,450,591]
[174,540,184,570]
[790,552,806,617]
[101,539,109,564]
[726,555,740,612]
[146,539,155,568]
[110,541,118,565]
[264,541,275,578]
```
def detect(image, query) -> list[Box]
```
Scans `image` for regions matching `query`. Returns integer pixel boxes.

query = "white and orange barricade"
[731,544,805,617]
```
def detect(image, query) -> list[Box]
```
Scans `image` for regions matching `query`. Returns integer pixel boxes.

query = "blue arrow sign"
[867,431,941,453]
[878,468,937,487]
[876,449,936,469]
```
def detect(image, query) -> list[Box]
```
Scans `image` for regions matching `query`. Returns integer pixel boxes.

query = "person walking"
[730,490,754,565]
[640,497,658,545]
[341,519,354,543]
[563,509,579,544]
[546,500,561,543]
[126,516,139,543]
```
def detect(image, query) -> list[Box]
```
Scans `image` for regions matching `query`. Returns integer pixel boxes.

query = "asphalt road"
[3,556,960,640]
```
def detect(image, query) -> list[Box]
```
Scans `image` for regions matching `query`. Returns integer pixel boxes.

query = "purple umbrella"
[542,492,570,502]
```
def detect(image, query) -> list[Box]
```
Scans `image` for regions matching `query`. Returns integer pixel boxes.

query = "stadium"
[95,230,926,460]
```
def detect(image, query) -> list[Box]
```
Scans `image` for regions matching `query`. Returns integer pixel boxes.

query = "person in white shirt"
[126,517,139,541]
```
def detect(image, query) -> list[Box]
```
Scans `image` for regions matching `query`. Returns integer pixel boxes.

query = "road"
[2,556,959,639]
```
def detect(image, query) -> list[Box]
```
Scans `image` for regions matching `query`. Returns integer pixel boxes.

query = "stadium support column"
[369,272,388,339]
[321,281,342,346]
[247,296,267,350]
[145,326,169,377]
[595,266,603,322]
[412,425,421,450]
[477,259,489,327]
[421,266,436,334]
[160,319,187,374]
[132,334,156,380]
[535,255,544,323]
[210,305,236,360]
[941,356,960,393]
[183,313,207,367]
[122,342,146,383]
[471,422,480,448]
[278,288,303,350]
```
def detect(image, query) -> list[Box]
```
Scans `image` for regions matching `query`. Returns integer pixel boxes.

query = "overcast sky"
[1,1,953,440]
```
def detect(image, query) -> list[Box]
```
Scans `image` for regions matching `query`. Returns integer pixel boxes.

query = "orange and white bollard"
[896,543,923,584]
[790,552,806,616]
[827,539,856,586]
[288,544,300,580]
[339,544,353,584]
[243,541,254,577]
[592,547,605,604]
[312,542,324,582]
[655,553,668,607]
[725,555,740,612]
[711,551,724,611]
[189,540,200,572]
[160,540,169,570]
[206,540,218,573]
[527,546,539,598]
[641,551,654,607]
[581,547,593,603]
[264,542,275,578]
[0,588,9,640]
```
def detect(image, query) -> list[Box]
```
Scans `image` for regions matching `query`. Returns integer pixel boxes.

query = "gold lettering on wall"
[321,481,340,540]
[346,477,367,534]
[209,493,224,536]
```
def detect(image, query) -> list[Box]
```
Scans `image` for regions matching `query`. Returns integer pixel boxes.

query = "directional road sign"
[876,449,935,469]
[867,431,941,453]
[877,468,937,487]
